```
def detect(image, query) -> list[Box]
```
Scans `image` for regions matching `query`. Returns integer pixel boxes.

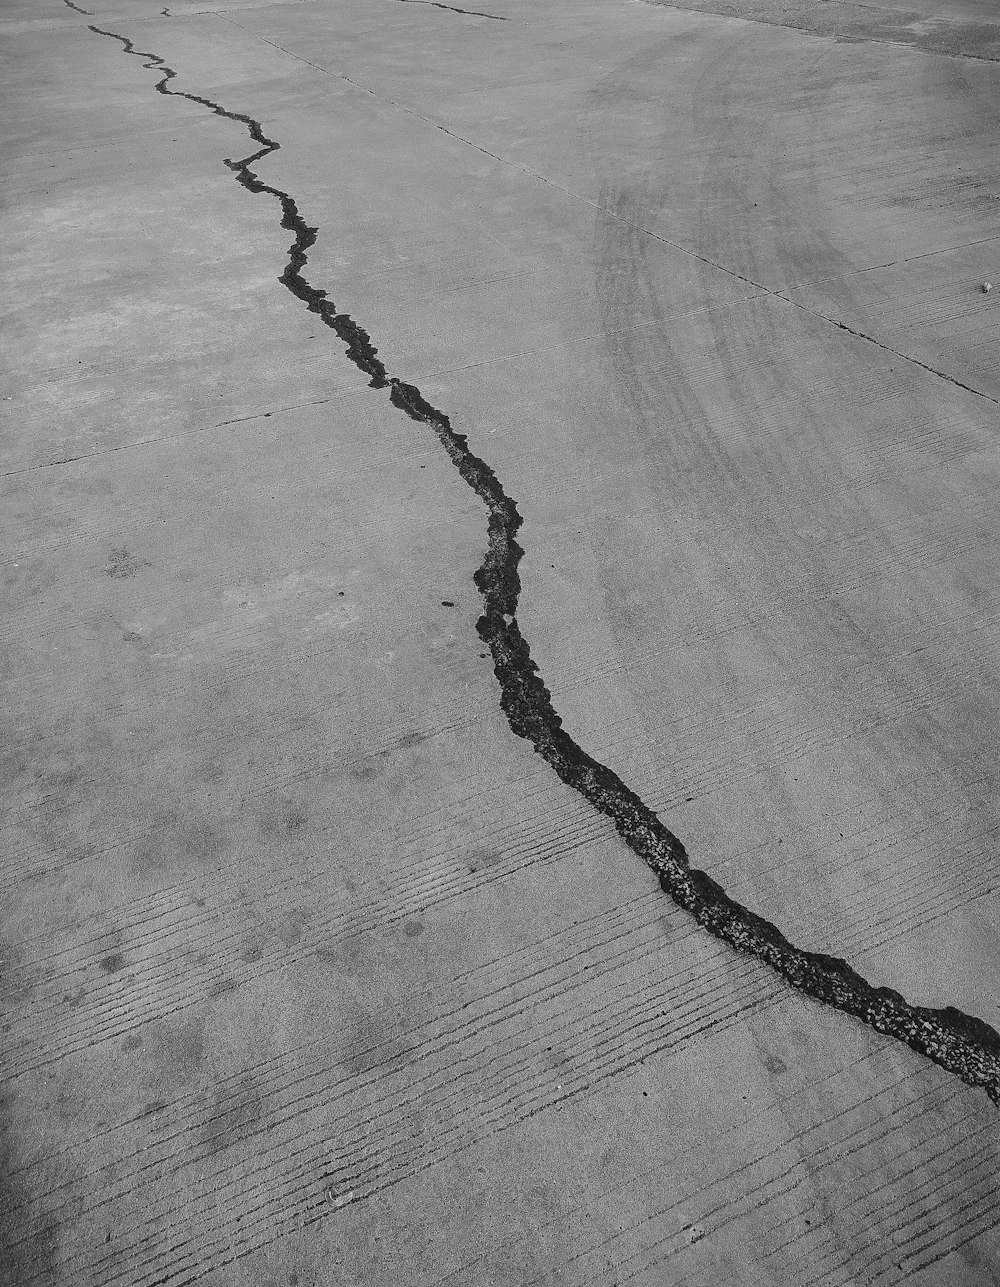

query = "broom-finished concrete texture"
[3,0,1000,1282]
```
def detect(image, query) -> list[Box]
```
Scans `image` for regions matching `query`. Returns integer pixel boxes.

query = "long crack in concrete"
[394,0,509,20]
[85,22,1000,1104]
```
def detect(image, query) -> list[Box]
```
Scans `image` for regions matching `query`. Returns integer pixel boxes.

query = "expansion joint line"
[86,22,1000,1104]
[777,294,1000,407]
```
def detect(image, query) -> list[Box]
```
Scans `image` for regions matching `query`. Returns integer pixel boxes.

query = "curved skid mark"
[86,23,1000,1104]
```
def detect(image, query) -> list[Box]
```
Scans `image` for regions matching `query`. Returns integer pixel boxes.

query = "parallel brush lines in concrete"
[73,983,781,1285]
[6,790,606,1067]
[6,912,782,1282]
[521,1068,993,1286]
[4,772,572,978]
[2,785,604,1082]
[3,670,500,886]
[6,738,597,957]
[5,893,680,1187]
[638,1109,997,1286]
[20,764,990,1121]
[79,21,1000,1108]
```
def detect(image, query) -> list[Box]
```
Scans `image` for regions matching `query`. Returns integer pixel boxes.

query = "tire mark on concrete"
[83,23,1000,1104]
[644,0,1000,67]
[208,14,1000,411]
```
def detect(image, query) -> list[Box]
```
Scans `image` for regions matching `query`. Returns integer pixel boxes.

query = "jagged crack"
[85,22,1000,1104]
[87,27,389,390]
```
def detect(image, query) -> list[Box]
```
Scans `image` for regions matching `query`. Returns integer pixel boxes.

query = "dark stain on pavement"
[141,1016,207,1089]
[241,940,264,964]
[82,21,1000,1103]
[340,1010,410,1080]
[197,1074,265,1155]
[314,936,365,977]
[132,815,227,877]
[467,847,501,874]
[104,546,147,579]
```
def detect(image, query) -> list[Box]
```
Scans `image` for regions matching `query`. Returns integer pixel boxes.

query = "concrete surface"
[4,0,1000,1282]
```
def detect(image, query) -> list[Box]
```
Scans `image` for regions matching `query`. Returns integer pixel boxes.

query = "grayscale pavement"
[3,0,1000,1282]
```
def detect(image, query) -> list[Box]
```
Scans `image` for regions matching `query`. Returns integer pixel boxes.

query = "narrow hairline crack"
[778,232,1000,291]
[213,14,998,410]
[393,0,508,19]
[84,21,1000,1105]
[0,395,351,479]
[784,300,1000,406]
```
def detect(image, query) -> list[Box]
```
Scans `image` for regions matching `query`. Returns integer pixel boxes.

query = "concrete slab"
[4,0,1000,1284]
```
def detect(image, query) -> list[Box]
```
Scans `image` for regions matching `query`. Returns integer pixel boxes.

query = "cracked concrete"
[394,0,509,21]
[81,11,1000,1104]
[5,0,1000,1283]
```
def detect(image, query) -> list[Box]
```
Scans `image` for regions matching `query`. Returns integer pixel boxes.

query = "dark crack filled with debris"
[84,20,1000,1106]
